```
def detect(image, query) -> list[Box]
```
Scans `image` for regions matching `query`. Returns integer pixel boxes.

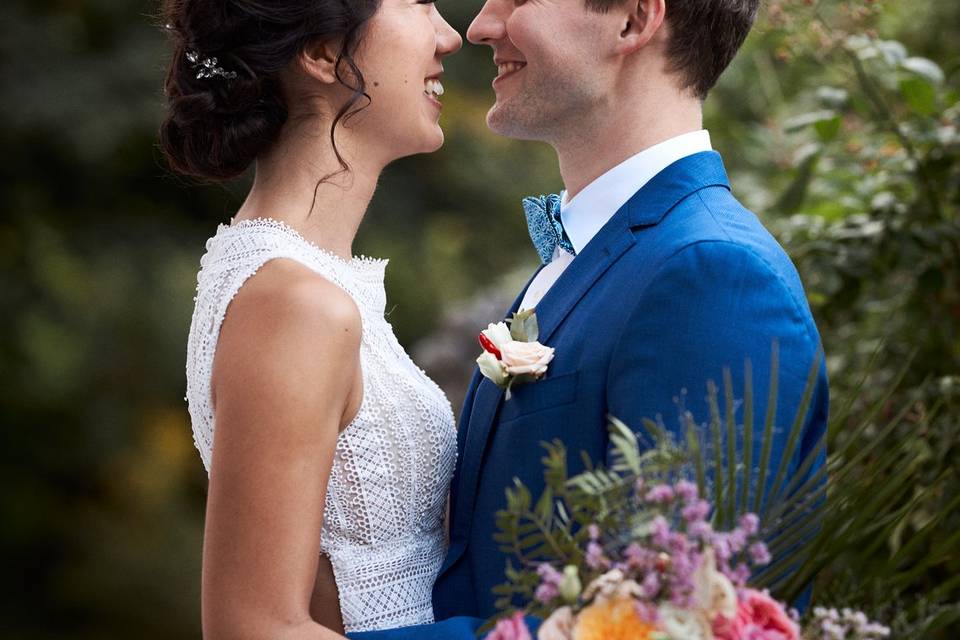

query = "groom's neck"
[554,83,704,202]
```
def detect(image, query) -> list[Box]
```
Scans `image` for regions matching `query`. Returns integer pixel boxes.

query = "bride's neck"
[234,122,383,260]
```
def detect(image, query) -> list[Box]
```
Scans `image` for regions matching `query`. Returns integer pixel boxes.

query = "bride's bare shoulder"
[211,257,362,417]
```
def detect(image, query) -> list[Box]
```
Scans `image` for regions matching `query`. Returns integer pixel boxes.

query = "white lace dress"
[184,217,458,632]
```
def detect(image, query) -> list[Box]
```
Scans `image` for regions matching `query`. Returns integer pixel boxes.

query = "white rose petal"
[658,605,713,640]
[693,547,738,620]
[482,322,513,350]
[499,341,555,378]
[537,606,574,640]
[582,569,626,602]
[477,351,508,386]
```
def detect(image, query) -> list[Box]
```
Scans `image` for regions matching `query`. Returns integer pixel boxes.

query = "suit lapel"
[535,151,730,344]
[442,151,733,573]
[446,216,637,554]
[447,268,541,542]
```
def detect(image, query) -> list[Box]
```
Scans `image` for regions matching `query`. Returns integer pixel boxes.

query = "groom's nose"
[467,0,508,45]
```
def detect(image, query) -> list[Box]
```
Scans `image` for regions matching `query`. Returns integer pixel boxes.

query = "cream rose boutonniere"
[477,309,555,400]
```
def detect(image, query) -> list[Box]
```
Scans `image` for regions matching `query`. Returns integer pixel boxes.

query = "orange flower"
[572,598,657,640]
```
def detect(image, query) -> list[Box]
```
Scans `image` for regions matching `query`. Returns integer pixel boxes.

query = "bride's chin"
[416,125,445,154]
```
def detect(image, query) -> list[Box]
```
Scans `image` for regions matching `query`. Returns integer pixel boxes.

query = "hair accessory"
[186,50,238,80]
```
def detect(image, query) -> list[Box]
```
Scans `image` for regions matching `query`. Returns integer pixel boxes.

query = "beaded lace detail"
[184,217,457,632]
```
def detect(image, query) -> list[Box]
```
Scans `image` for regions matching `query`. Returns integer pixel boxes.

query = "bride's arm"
[203,260,362,640]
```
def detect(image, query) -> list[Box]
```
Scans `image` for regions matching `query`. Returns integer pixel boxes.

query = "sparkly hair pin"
[186,50,238,80]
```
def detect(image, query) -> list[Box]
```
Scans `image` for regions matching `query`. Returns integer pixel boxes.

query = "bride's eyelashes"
[416,0,438,4]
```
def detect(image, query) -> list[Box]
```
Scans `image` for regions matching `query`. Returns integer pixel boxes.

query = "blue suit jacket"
[350,151,828,638]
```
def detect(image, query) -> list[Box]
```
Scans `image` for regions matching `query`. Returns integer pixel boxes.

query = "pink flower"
[675,480,699,503]
[585,541,609,569]
[682,499,711,524]
[739,513,760,536]
[487,610,532,640]
[645,484,676,504]
[749,541,772,566]
[713,589,799,640]
[535,582,559,603]
[650,515,670,547]
[499,340,555,377]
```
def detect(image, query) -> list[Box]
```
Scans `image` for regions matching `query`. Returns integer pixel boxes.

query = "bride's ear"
[615,0,666,56]
[298,37,344,85]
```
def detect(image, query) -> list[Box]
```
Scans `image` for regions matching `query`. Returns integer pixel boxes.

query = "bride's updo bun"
[158,0,379,181]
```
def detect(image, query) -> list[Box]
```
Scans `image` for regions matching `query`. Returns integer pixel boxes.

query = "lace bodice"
[184,217,458,632]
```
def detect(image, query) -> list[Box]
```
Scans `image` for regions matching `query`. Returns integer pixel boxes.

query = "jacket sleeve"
[605,239,827,505]
[347,616,484,640]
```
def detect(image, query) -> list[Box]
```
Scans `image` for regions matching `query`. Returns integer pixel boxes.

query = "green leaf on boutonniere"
[508,309,531,342]
[504,376,516,401]
[524,312,539,343]
[503,372,539,401]
[508,309,538,343]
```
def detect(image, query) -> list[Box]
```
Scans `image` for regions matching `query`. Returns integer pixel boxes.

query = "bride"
[160,0,461,637]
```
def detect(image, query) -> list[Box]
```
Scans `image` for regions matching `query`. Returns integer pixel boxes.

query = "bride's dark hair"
[158,0,380,181]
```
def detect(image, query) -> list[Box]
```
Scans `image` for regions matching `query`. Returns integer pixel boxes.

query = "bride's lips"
[423,71,444,112]
[492,59,526,88]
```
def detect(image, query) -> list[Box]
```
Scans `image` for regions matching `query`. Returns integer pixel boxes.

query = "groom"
[353,0,827,636]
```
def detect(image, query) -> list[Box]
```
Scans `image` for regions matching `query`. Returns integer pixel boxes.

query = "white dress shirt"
[519,130,713,312]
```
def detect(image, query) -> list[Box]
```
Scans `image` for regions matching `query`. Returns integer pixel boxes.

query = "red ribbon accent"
[478,333,502,360]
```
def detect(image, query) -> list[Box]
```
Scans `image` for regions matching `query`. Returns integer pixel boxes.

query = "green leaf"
[740,359,754,515]
[899,77,937,116]
[753,341,779,513]
[723,367,738,526]
[814,115,842,143]
[764,348,821,511]
[524,313,539,343]
[707,379,725,527]
[783,110,839,133]
[901,56,945,84]
[815,86,849,109]
[774,146,820,214]
[535,486,554,524]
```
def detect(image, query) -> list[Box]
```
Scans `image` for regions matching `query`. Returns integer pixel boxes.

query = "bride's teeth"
[424,78,444,98]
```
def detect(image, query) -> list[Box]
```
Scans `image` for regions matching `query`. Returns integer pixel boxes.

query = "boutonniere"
[476,309,555,400]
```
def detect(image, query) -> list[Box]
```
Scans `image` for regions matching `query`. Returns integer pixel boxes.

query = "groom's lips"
[493,59,526,87]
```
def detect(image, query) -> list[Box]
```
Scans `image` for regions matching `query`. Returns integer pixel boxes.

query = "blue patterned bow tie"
[522,193,575,264]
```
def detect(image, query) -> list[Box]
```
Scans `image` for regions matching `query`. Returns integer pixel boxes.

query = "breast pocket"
[497,371,580,423]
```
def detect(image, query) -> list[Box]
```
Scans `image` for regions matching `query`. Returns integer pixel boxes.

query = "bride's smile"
[351,0,461,156]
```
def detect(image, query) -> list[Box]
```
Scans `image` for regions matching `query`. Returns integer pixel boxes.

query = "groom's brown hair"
[585,0,761,100]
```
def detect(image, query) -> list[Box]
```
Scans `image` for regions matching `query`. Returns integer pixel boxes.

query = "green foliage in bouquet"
[492,351,956,636]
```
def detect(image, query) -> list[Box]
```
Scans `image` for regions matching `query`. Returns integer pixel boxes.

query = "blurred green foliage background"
[0,0,957,637]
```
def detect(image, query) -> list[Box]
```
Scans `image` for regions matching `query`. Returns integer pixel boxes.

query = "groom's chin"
[486,103,541,141]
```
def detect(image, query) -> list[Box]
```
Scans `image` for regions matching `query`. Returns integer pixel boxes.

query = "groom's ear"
[298,37,345,85]
[615,0,666,56]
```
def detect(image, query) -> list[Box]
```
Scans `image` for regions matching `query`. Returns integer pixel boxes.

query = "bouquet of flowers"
[484,420,890,640]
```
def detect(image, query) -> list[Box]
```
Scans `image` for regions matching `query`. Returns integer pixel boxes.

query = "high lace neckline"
[220,216,389,272]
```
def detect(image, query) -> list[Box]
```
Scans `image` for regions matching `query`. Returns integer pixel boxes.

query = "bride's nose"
[436,12,463,57]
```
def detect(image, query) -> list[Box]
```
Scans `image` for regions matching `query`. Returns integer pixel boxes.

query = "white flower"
[537,606,574,640]
[482,322,513,349]
[693,547,738,621]
[582,569,641,603]
[500,340,555,377]
[477,351,508,386]
[659,604,714,640]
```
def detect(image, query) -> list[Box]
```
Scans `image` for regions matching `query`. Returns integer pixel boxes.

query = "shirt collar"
[559,130,713,254]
